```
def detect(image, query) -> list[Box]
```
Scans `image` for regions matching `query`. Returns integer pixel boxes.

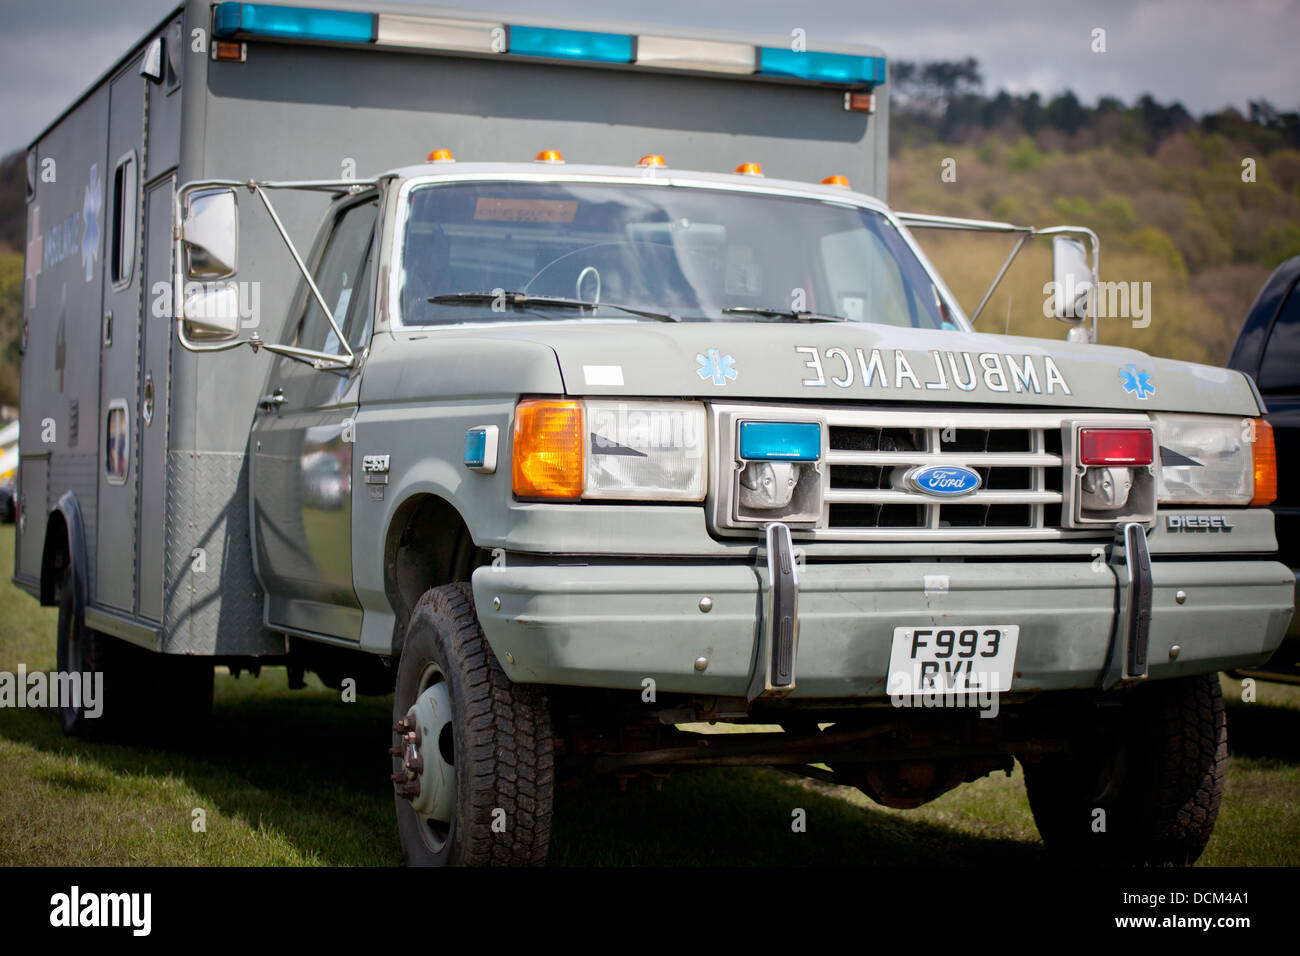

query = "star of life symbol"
[696,348,737,386]
[1119,363,1154,399]
[82,163,102,283]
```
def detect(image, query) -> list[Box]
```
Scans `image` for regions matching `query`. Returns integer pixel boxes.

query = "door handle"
[259,389,286,411]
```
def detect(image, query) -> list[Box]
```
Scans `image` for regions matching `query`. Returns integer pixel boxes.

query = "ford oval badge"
[906,464,982,497]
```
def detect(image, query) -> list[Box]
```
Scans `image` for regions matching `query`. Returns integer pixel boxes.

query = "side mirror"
[183,188,238,280]
[1051,237,1093,323]
[182,282,241,339]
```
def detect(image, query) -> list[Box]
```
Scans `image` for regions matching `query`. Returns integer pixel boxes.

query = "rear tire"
[1024,673,1227,866]
[56,564,213,741]
[55,565,125,739]
[392,582,554,866]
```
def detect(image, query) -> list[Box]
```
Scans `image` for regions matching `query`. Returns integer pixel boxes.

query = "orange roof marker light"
[426,148,455,163]
[734,162,764,176]
[534,149,565,164]
[637,154,667,168]
[821,174,851,187]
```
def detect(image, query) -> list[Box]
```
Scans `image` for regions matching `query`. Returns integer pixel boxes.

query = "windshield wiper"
[429,291,680,322]
[721,306,850,323]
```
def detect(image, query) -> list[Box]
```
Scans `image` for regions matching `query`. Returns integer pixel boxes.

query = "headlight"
[1154,413,1275,506]
[513,399,706,501]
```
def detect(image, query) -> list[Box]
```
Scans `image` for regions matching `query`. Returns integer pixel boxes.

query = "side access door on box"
[95,61,147,614]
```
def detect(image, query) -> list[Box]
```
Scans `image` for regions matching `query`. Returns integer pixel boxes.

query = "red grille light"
[1079,428,1154,466]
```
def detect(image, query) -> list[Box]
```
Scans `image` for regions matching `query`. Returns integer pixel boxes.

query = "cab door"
[251,197,378,639]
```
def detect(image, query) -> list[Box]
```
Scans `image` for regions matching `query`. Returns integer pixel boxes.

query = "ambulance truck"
[15,0,1294,865]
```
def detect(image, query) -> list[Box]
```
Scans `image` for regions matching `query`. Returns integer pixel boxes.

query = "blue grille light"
[213,2,376,44]
[507,25,634,63]
[739,422,822,462]
[463,425,499,473]
[757,47,883,86]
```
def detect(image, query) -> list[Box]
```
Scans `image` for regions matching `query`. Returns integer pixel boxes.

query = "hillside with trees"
[886,60,1300,364]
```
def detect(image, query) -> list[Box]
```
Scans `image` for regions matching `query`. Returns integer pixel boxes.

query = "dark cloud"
[4,0,1297,154]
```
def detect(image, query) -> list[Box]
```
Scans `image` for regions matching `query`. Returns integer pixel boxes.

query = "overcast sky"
[3,0,1297,154]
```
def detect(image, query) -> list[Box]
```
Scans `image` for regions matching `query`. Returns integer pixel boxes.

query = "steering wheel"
[575,266,601,303]
[523,240,715,309]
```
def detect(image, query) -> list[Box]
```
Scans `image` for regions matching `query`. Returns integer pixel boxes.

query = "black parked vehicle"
[1228,254,1300,682]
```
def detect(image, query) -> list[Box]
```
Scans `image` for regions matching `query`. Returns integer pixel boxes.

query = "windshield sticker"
[1119,363,1155,399]
[795,346,1071,395]
[696,349,738,385]
[473,198,577,223]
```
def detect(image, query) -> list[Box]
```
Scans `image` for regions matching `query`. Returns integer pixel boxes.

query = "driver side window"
[297,199,378,354]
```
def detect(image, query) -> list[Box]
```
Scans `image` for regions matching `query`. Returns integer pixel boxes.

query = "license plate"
[887,625,1020,696]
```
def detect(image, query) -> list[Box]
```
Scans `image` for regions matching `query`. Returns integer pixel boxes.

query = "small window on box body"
[105,400,130,485]
[110,153,137,286]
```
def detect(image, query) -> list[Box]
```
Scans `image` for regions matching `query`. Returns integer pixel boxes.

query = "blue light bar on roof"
[757,47,884,86]
[739,422,822,462]
[209,3,884,87]
[213,2,376,44]
[507,25,634,64]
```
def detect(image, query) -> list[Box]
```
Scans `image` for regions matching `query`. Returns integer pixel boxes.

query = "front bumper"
[472,553,1295,700]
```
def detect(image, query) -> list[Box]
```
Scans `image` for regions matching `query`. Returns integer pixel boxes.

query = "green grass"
[1,524,1296,866]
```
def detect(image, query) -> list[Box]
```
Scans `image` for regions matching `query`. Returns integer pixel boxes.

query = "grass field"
[1,525,1296,866]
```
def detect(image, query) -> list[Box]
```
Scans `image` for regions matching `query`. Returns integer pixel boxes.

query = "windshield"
[396,181,963,330]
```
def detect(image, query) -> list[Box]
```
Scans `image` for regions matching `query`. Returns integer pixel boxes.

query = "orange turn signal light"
[637,154,667,167]
[513,400,584,499]
[534,149,565,164]
[734,162,764,176]
[1250,418,1277,507]
[426,148,455,163]
[821,174,850,187]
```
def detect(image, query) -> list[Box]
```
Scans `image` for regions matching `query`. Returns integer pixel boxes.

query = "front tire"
[1024,673,1227,866]
[392,582,554,866]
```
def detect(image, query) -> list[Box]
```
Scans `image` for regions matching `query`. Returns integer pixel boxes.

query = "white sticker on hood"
[583,365,624,386]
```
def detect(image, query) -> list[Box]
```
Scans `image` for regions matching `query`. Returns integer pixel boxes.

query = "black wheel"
[391,582,554,866]
[56,564,213,740]
[55,564,126,738]
[1024,673,1227,866]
